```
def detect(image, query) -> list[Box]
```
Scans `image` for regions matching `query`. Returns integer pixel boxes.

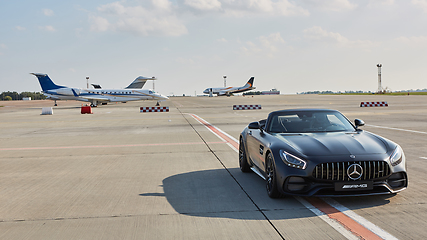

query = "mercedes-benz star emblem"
[347,164,363,180]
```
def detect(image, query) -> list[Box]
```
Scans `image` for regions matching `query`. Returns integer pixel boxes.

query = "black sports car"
[239,109,407,198]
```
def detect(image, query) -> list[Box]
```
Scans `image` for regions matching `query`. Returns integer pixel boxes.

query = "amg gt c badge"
[347,164,363,180]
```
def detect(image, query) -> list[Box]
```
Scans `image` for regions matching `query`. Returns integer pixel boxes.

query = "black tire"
[266,153,281,198]
[239,138,251,173]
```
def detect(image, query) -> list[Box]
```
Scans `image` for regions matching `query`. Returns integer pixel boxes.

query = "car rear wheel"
[239,138,251,172]
[266,153,281,198]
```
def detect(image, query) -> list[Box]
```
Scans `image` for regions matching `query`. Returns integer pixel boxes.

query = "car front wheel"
[239,138,251,173]
[266,153,281,198]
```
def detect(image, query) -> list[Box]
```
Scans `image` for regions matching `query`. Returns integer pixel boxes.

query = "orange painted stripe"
[190,114,239,150]
[305,198,382,240]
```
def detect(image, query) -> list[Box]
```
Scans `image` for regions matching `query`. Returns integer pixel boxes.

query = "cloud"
[89,16,110,32]
[184,0,309,16]
[303,26,373,48]
[152,0,173,10]
[217,38,228,42]
[240,32,286,57]
[304,26,348,42]
[43,8,54,16]
[302,0,356,12]
[396,35,427,44]
[412,0,427,12]
[184,0,222,11]
[39,25,56,32]
[367,0,394,8]
[89,0,309,36]
[15,26,26,31]
[90,1,187,36]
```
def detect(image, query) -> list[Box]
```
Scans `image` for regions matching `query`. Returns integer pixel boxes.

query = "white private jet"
[203,77,255,96]
[32,73,168,107]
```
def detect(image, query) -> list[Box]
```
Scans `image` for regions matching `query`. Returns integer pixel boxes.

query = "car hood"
[275,131,387,157]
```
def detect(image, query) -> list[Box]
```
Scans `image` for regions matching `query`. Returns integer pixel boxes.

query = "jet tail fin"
[31,73,65,91]
[125,76,156,89]
[247,77,254,86]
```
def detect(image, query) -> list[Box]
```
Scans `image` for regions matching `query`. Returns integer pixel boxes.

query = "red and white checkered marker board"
[140,107,169,112]
[360,102,388,107]
[233,105,262,110]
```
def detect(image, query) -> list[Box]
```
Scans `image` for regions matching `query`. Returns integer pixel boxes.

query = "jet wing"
[45,95,61,100]
[218,91,229,96]
[69,89,110,101]
[79,95,111,101]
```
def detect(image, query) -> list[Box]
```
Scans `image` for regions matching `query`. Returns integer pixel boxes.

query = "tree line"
[1,91,47,101]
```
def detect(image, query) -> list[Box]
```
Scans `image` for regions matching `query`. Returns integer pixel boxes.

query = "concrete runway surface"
[1,95,426,239]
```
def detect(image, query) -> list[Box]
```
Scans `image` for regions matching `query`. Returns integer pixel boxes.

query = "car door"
[246,125,266,171]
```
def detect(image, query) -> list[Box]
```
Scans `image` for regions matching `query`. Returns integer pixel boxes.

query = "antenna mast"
[377,64,382,93]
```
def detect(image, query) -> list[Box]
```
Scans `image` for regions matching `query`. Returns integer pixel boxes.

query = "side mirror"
[248,121,260,129]
[354,119,365,128]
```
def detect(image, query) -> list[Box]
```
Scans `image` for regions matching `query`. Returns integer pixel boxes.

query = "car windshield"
[268,111,355,133]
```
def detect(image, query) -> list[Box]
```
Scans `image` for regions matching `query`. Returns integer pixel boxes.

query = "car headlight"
[280,150,307,169]
[389,146,403,166]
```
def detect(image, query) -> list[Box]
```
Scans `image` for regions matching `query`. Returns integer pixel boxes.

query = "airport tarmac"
[1,95,427,239]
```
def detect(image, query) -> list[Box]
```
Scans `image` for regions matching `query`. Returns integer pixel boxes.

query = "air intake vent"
[313,161,391,181]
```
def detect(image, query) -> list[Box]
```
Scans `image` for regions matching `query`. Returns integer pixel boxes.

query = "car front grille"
[312,161,391,181]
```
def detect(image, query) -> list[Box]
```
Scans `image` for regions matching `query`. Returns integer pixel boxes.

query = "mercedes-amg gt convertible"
[239,109,407,198]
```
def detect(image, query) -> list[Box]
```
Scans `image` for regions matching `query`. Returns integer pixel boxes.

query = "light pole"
[86,76,89,89]
[223,75,227,87]
[376,64,382,93]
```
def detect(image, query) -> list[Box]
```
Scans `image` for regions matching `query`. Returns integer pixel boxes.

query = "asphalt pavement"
[1,95,426,239]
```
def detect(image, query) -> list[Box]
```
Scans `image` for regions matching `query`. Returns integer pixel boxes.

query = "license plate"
[335,181,373,191]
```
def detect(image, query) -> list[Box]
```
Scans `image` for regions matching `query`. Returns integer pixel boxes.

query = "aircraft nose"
[158,94,169,100]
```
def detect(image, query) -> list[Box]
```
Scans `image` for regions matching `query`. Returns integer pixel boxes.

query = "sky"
[1,0,427,96]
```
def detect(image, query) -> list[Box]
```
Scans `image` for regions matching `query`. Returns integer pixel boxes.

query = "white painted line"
[420,157,427,160]
[367,124,427,135]
[322,198,398,240]
[0,142,226,151]
[295,197,359,240]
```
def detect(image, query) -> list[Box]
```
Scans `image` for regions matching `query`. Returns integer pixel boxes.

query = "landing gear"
[156,101,160,106]
[54,100,57,106]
